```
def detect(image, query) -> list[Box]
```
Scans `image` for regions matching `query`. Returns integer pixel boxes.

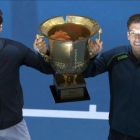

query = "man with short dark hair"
[0,9,55,140]
[83,14,140,140]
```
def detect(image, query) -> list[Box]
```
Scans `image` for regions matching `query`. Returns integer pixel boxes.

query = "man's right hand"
[89,38,103,58]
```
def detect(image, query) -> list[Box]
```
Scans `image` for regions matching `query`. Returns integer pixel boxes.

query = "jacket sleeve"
[82,53,108,78]
[16,42,55,74]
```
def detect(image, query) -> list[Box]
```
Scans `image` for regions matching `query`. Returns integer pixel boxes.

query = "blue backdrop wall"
[0,1,140,140]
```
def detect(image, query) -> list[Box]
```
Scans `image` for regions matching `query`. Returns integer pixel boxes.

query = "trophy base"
[50,85,90,103]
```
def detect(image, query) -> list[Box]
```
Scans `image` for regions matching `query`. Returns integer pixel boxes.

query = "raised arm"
[82,38,108,78]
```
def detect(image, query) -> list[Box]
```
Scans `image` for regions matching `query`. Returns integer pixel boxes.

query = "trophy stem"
[63,74,78,86]
[63,74,68,86]
[73,74,77,85]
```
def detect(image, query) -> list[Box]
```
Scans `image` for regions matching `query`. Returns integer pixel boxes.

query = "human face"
[127,23,140,52]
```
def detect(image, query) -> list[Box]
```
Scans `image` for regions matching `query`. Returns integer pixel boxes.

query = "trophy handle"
[98,28,102,41]
[36,34,44,39]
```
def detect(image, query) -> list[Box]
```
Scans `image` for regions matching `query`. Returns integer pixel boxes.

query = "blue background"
[0,1,140,140]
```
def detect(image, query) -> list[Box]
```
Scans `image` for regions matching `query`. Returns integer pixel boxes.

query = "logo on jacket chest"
[118,55,128,61]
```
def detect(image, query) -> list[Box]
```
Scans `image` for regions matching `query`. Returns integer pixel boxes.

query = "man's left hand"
[33,37,47,54]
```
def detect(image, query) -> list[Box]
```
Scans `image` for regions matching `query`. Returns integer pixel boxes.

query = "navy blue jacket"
[83,45,140,138]
[0,38,55,130]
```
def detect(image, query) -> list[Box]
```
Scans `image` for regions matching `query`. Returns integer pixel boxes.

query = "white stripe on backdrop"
[23,105,109,120]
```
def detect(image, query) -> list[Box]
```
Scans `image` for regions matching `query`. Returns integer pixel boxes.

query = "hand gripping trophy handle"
[89,28,102,58]
[36,34,50,62]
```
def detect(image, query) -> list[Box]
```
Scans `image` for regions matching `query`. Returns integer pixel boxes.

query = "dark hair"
[0,9,3,25]
[127,14,140,29]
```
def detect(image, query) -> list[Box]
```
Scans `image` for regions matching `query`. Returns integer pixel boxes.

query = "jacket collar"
[128,45,140,65]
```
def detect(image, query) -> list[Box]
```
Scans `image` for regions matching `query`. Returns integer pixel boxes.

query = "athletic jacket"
[0,38,55,130]
[83,45,140,138]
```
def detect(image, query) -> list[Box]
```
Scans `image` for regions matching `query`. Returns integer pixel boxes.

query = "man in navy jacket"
[0,9,55,140]
[83,14,140,140]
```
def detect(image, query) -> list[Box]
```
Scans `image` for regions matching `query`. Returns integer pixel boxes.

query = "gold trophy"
[38,15,101,103]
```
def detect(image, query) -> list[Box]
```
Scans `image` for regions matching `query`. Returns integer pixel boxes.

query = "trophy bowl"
[38,15,101,103]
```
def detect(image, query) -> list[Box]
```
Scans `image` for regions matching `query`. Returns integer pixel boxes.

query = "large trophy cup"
[38,15,101,103]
